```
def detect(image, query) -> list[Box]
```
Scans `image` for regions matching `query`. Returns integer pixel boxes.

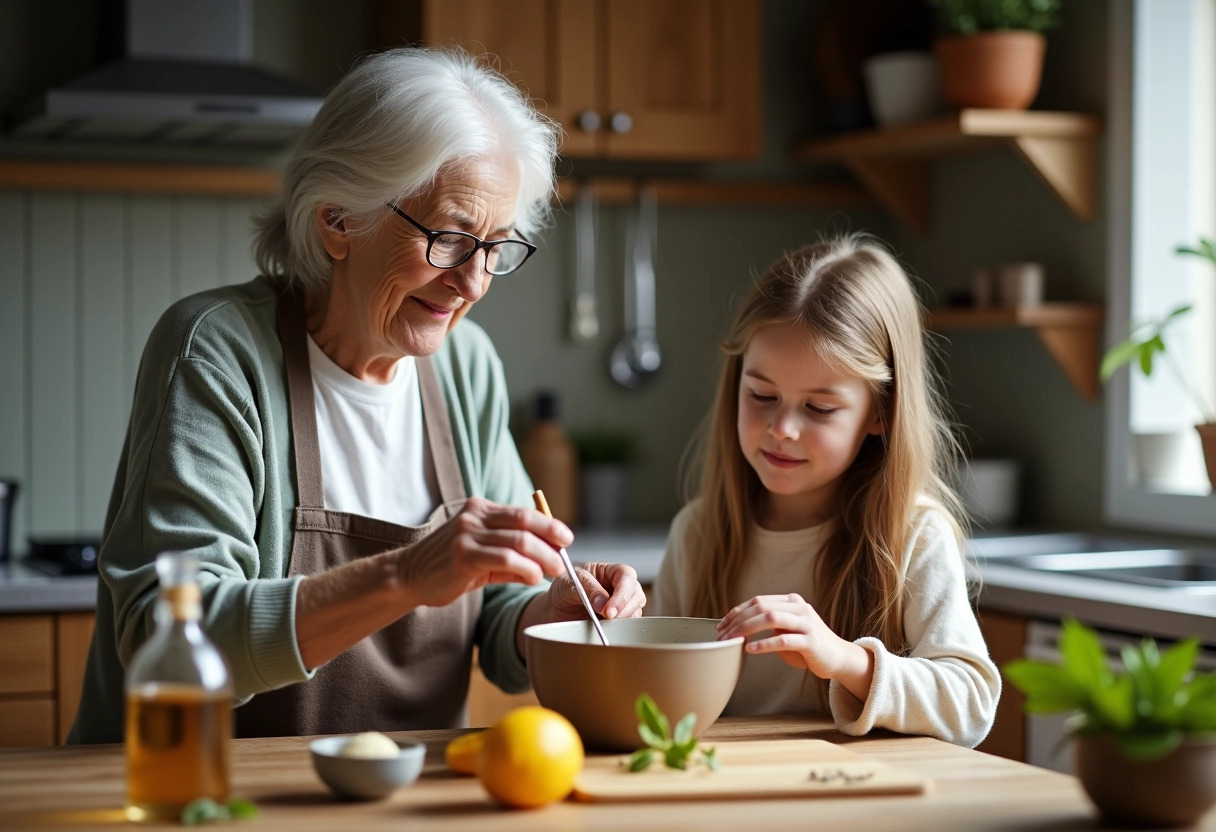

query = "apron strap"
[417,357,468,506]
[276,292,325,509]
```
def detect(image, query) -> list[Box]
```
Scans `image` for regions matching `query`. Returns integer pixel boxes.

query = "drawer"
[0,615,55,695]
[0,697,56,747]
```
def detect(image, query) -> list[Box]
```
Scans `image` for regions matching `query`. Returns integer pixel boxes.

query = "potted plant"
[929,0,1061,110]
[1005,618,1216,827]
[1101,238,1216,491]
[572,429,640,530]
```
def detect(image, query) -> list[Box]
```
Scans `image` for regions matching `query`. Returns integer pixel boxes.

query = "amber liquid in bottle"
[126,684,231,819]
[124,554,233,822]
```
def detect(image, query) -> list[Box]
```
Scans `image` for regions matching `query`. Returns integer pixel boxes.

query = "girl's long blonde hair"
[682,234,966,686]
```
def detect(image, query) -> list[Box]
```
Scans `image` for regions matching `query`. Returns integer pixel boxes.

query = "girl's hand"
[715,594,875,702]
[395,497,569,608]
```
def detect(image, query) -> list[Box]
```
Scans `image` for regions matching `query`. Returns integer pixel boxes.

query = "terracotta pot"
[1075,733,1216,827]
[935,31,1046,110]
[1198,423,1216,491]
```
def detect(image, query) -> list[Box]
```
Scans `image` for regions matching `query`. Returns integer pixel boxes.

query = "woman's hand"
[715,593,875,702]
[394,497,570,609]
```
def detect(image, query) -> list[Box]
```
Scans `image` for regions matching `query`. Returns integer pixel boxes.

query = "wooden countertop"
[4,715,1205,831]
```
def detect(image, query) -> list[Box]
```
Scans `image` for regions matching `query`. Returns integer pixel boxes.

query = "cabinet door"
[56,612,95,744]
[421,0,599,157]
[976,610,1026,762]
[602,0,761,159]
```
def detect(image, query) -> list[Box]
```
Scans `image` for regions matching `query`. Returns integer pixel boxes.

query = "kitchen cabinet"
[975,609,1027,763]
[0,612,95,747]
[381,0,763,160]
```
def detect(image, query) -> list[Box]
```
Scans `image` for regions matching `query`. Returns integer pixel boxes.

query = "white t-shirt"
[649,499,1001,749]
[306,335,440,527]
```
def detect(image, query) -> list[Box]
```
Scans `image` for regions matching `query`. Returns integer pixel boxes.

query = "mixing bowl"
[524,617,745,751]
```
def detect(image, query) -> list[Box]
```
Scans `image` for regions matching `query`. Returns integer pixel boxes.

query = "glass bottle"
[125,553,233,822]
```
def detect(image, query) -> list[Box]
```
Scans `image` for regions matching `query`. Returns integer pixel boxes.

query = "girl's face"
[737,323,883,530]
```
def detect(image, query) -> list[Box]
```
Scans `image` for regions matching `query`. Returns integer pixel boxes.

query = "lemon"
[444,731,484,775]
[477,706,584,808]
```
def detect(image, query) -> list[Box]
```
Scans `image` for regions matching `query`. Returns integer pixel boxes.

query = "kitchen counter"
[2,528,1211,646]
[4,714,1197,831]
[0,561,98,613]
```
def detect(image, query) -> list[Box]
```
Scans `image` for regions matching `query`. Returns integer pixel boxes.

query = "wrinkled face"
[737,323,882,529]
[337,156,520,358]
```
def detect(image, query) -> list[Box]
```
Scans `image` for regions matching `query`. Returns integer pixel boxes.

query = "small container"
[125,553,233,822]
[997,262,1044,307]
[863,51,945,127]
[309,736,426,800]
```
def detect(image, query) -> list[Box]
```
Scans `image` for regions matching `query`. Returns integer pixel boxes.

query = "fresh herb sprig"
[181,798,260,826]
[626,694,719,772]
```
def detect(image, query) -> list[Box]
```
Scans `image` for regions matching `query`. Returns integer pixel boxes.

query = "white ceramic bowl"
[524,617,745,752]
[863,51,945,127]
[309,735,426,800]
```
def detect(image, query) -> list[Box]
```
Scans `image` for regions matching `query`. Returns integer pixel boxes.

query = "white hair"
[253,47,560,292]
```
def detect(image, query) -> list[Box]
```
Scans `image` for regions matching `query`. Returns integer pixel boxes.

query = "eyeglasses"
[385,204,537,276]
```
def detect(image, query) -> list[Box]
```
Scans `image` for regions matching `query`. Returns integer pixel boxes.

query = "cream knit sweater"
[649,501,1001,748]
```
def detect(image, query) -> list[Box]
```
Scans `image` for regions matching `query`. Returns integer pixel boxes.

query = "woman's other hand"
[715,593,875,702]
[396,497,570,608]
[546,561,646,622]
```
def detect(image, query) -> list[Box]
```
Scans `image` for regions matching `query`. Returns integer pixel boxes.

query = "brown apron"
[235,293,480,738]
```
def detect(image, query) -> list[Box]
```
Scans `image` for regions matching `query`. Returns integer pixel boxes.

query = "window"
[1106,0,1216,535]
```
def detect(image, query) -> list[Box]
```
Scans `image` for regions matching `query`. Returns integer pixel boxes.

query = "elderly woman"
[70,47,645,743]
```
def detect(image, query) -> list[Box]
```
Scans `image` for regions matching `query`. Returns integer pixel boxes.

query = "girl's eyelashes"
[806,404,838,416]
[747,389,838,416]
[748,391,777,403]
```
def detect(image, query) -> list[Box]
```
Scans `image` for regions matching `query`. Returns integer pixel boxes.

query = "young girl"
[650,234,1000,749]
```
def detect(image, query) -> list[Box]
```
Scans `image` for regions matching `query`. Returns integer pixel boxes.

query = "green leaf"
[1100,338,1144,381]
[638,724,668,750]
[1059,619,1110,692]
[181,798,226,826]
[1117,729,1184,762]
[664,745,689,770]
[1091,675,1136,730]
[1154,638,1198,708]
[673,712,696,747]
[627,749,655,772]
[226,799,259,821]
[1004,660,1086,712]
[636,694,670,743]
[1162,304,1194,324]
[1139,342,1155,375]
[702,746,720,771]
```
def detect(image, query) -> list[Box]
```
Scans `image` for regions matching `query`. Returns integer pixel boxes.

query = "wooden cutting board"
[572,739,928,803]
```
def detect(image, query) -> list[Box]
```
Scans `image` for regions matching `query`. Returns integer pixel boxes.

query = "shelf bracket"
[1034,324,1100,400]
[842,155,932,234]
[1009,136,1096,220]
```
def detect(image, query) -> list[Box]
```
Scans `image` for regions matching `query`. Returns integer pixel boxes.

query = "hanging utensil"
[569,183,599,343]
[533,490,610,647]
[609,185,661,389]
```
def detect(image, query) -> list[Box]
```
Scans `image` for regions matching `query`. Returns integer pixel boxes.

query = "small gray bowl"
[309,735,426,800]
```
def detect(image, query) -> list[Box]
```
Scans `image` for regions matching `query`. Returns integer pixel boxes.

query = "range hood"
[9,0,324,147]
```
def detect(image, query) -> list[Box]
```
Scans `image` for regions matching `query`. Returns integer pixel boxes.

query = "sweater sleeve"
[457,325,549,693]
[827,510,1001,748]
[105,355,312,705]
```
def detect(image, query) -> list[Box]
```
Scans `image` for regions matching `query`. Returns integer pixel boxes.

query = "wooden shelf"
[794,109,1102,232]
[0,160,281,196]
[928,303,1105,400]
[557,177,872,207]
[0,161,872,209]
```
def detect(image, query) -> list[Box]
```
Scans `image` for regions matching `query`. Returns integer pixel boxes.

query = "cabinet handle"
[609,111,633,134]
[575,110,602,132]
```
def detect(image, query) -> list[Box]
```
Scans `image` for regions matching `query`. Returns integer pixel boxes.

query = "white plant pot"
[959,458,1021,529]
[1131,430,1209,492]
[863,51,945,127]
